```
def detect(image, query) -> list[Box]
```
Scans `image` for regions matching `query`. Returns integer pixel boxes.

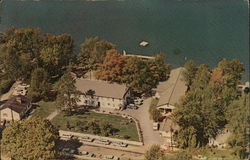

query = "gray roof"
[156,67,187,107]
[75,79,128,99]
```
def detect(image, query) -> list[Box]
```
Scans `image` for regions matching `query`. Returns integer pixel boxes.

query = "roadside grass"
[31,101,57,119]
[52,111,139,141]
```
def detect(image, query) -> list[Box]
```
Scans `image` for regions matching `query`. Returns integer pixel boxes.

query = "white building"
[75,79,130,110]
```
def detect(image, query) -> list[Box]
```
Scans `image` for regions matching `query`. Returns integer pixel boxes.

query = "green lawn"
[31,101,57,119]
[52,111,139,141]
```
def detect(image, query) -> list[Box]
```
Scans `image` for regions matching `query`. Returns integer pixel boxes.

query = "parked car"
[112,141,128,147]
[62,148,76,154]
[86,153,95,157]
[126,104,138,110]
[104,155,114,159]
[79,136,94,142]
[153,122,159,131]
[95,139,110,145]
[113,156,120,160]
[78,151,89,155]
[134,97,143,105]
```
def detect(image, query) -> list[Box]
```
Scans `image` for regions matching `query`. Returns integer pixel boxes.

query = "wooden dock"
[122,50,155,60]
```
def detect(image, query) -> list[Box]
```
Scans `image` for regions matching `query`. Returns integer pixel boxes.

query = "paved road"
[121,98,164,147]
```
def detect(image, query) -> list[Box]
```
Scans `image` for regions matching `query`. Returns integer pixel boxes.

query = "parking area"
[121,98,165,147]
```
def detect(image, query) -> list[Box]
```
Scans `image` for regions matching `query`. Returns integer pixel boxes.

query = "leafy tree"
[144,145,166,160]
[122,57,159,93]
[191,64,211,90]
[39,34,74,77]
[218,58,244,88]
[100,121,116,136]
[1,118,59,160]
[77,37,115,69]
[151,108,161,122]
[182,60,197,90]
[28,68,50,102]
[226,95,249,159]
[54,70,80,112]
[151,53,171,81]
[0,27,42,79]
[86,119,101,134]
[96,49,127,82]
[173,84,226,148]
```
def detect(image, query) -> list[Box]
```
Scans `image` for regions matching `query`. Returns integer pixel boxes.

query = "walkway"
[46,109,60,120]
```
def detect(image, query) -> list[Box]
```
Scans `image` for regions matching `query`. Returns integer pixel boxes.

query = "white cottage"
[75,79,130,110]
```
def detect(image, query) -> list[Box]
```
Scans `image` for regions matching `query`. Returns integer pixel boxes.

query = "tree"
[226,95,249,159]
[96,49,127,83]
[182,60,197,90]
[190,64,211,90]
[218,58,244,88]
[28,68,50,102]
[1,118,59,160]
[144,145,166,160]
[100,121,116,136]
[151,53,171,81]
[173,85,226,148]
[77,37,116,69]
[39,34,74,77]
[0,27,42,79]
[122,57,159,93]
[54,71,80,112]
[151,108,161,122]
[86,119,101,134]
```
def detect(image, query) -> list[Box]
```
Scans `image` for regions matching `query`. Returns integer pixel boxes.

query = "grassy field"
[52,111,139,141]
[31,101,57,119]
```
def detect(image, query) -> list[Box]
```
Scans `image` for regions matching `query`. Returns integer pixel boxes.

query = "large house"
[155,67,187,113]
[75,79,130,110]
[0,95,32,124]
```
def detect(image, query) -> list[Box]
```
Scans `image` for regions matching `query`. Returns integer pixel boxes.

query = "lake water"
[0,0,249,80]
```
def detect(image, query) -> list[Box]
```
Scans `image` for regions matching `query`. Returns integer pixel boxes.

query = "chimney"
[16,97,22,103]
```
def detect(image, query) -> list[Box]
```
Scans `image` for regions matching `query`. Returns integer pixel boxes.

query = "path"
[46,109,60,120]
[121,98,164,148]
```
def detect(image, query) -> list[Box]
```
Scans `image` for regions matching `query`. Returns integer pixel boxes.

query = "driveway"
[0,81,19,101]
[121,98,164,148]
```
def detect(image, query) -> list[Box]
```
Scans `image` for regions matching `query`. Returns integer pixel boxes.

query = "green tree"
[218,58,244,88]
[122,57,159,93]
[77,37,115,69]
[226,95,249,159]
[182,60,197,90]
[28,68,50,102]
[40,34,74,77]
[151,108,161,122]
[0,27,42,79]
[1,118,59,160]
[144,145,166,160]
[100,121,116,136]
[54,71,80,112]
